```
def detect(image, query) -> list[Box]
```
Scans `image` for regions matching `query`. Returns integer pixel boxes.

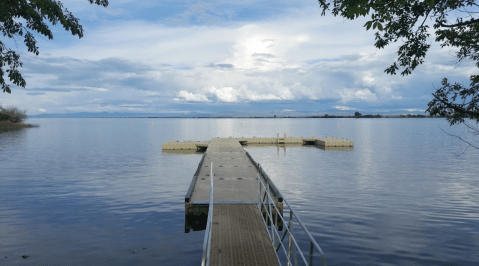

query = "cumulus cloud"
[217,24,310,72]
[9,0,474,115]
[203,85,284,102]
[339,88,378,102]
[175,90,210,102]
[404,108,426,112]
[333,106,353,111]
[206,87,238,102]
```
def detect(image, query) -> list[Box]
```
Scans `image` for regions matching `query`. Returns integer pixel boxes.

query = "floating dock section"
[185,138,283,265]
[172,135,337,265]
[162,133,354,151]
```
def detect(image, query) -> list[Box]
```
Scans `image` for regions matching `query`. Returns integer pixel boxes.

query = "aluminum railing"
[257,174,327,266]
[201,162,214,266]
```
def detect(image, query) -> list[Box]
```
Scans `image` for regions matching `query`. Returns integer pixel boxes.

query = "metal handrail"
[201,163,214,266]
[257,174,327,266]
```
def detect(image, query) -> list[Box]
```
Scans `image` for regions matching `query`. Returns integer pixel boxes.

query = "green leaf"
[378,23,383,31]
[364,21,373,30]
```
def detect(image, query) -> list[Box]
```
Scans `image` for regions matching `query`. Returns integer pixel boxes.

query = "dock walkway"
[191,138,260,204]
[210,204,278,266]
[177,136,334,265]
[191,138,279,265]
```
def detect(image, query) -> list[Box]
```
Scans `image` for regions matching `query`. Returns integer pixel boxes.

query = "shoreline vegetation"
[0,120,36,132]
[0,105,37,132]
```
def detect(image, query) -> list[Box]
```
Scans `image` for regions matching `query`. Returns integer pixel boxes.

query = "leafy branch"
[1,0,109,93]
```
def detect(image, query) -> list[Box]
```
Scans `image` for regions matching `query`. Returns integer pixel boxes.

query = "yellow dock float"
[162,140,209,151]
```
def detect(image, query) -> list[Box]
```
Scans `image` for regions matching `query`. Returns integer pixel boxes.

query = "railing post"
[267,179,275,246]
[291,209,298,266]
[255,163,327,266]
[274,205,278,230]
[258,173,261,209]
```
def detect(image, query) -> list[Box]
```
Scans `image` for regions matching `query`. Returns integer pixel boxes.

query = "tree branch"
[463,122,479,135]
[439,126,479,151]
[439,17,479,27]
[432,93,479,117]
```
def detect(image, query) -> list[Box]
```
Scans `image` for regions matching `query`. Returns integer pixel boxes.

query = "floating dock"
[185,138,281,265]
[173,134,340,265]
[163,133,354,151]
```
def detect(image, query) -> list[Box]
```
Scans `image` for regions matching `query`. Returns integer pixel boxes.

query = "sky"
[1,0,476,116]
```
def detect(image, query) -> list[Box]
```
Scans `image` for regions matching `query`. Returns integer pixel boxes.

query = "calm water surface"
[1,118,478,265]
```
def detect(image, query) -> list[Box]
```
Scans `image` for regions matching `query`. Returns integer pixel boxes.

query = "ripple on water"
[1,118,479,265]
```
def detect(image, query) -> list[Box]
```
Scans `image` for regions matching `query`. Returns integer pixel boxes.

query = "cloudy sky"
[1,0,475,116]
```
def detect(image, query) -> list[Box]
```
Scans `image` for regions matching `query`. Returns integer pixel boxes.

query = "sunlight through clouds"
[3,0,474,116]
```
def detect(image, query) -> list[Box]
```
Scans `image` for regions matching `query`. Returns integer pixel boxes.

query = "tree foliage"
[1,0,108,93]
[317,0,479,126]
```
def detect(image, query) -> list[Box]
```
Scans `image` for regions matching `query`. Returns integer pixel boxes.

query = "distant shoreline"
[29,114,442,119]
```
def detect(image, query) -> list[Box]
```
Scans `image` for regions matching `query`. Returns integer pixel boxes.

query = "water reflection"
[1,118,478,265]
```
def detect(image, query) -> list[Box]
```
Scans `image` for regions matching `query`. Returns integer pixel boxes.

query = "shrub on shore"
[0,120,35,131]
[0,105,27,123]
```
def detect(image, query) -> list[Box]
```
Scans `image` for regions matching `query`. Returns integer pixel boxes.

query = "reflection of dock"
[173,135,334,265]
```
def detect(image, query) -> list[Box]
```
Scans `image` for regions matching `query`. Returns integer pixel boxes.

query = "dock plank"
[210,204,279,266]
[187,138,282,265]
[191,138,260,203]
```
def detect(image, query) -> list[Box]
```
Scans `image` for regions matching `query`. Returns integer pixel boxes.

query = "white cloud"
[333,106,353,111]
[404,108,426,112]
[339,88,378,102]
[220,24,309,71]
[176,90,210,102]
[9,1,473,115]
[206,86,238,102]
[202,84,297,103]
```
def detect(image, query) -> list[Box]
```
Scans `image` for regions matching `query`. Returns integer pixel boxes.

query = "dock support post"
[308,241,314,266]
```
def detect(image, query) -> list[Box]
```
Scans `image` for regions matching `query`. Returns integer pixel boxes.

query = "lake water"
[1,118,478,265]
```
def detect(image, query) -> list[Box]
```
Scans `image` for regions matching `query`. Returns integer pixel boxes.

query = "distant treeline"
[302,113,433,118]
[162,114,437,118]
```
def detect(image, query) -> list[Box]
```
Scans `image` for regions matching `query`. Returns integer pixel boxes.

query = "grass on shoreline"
[0,121,37,132]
